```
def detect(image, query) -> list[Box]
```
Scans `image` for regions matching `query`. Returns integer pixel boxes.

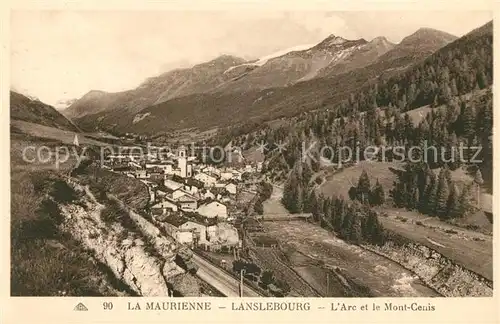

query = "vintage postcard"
[1,0,498,323]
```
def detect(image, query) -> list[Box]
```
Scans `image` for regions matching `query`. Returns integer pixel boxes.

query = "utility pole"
[239,269,246,297]
[326,272,330,297]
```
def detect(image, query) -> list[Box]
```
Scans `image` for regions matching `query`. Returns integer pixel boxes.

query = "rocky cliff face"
[59,180,196,296]
[364,241,492,297]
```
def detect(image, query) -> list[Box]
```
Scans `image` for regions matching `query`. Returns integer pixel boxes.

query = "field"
[10,129,88,176]
[11,120,110,147]
[150,127,219,144]
[318,161,403,199]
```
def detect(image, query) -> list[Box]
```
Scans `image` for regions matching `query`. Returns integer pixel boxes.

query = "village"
[102,145,263,256]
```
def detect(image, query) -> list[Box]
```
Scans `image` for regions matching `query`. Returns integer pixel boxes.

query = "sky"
[10,10,492,108]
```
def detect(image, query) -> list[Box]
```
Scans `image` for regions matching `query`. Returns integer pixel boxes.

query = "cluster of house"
[158,217,240,251]
[104,146,262,250]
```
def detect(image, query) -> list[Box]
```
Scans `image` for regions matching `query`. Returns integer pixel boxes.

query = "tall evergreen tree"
[456,183,475,218]
[357,170,371,204]
[282,168,301,213]
[370,179,385,206]
[473,169,484,207]
[296,183,304,213]
[447,184,461,219]
[333,197,346,232]
[405,175,418,209]
[340,207,354,240]
[435,172,450,218]
[425,174,438,215]
[362,209,383,245]
[350,211,363,244]
[461,104,476,144]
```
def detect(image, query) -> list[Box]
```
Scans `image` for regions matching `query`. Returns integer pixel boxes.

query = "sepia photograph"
[9,9,493,299]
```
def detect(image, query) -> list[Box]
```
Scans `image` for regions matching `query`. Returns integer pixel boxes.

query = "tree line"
[212,23,492,156]
[391,162,482,219]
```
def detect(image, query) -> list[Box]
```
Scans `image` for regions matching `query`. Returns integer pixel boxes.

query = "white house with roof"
[207,222,239,247]
[176,231,194,246]
[183,180,202,195]
[184,185,199,195]
[164,178,184,191]
[244,165,255,173]
[172,188,195,201]
[202,189,216,200]
[176,195,198,211]
[197,201,228,219]
[178,221,209,246]
[232,170,243,180]
[220,171,234,181]
[151,199,178,214]
[202,165,221,176]
[194,172,218,187]
[135,169,149,179]
[225,183,237,195]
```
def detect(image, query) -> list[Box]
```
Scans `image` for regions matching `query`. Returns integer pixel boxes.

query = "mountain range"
[39,24,491,136]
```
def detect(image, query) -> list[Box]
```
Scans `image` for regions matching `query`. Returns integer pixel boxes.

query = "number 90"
[103,302,113,310]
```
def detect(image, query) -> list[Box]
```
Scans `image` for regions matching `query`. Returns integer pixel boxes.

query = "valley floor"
[255,185,440,297]
[264,221,440,297]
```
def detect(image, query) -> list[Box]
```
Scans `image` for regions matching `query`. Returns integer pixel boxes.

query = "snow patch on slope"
[224,43,316,74]
[133,112,151,124]
[255,44,316,65]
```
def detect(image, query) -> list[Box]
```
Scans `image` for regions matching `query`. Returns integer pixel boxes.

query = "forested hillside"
[209,22,493,244]
[218,21,492,176]
[10,91,80,132]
